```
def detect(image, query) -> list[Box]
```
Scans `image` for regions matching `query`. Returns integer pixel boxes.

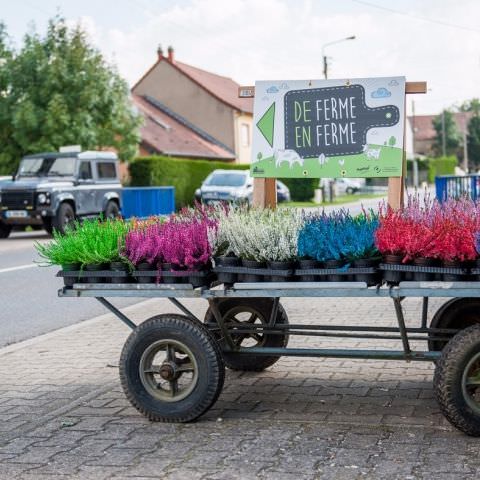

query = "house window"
[241,123,250,147]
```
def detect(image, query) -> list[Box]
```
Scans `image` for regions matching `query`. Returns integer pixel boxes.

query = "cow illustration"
[274,149,304,169]
[365,148,381,160]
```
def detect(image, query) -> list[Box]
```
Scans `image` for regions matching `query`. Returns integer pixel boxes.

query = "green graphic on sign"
[256,102,275,147]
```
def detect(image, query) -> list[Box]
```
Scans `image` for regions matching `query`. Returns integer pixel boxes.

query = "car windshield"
[17,157,76,177]
[205,173,247,187]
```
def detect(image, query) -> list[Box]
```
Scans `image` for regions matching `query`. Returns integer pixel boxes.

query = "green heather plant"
[36,218,131,267]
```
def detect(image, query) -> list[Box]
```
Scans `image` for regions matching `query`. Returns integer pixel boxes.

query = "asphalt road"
[0,195,388,348]
[0,230,143,348]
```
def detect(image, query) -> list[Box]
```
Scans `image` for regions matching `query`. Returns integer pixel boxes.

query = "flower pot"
[268,260,295,282]
[110,261,129,284]
[188,271,209,288]
[61,263,81,287]
[324,259,345,282]
[442,259,468,282]
[171,264,190,284]
[382,254,404,285]
[476,259,480,281]
[241,259,266,283]
[84,263,107,284]
[412,257,435,282]
[136,261,156,284]
[353,258,379,286]
[215,255,240,285]
[298,258,320,282]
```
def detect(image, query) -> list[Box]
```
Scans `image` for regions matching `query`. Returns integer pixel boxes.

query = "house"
[132,46,253,163]
[408,112,473,156]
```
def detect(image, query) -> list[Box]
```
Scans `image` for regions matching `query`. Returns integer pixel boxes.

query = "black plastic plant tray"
[213,266,293,278]
[57,270,128,278]
[295,267,377,276]
[470,268,480,275]
[132,270,210,279]
[379,263,469,275]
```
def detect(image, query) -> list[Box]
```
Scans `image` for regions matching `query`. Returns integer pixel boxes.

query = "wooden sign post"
[239,80,427,210]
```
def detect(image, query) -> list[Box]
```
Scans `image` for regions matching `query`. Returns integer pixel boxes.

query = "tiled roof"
[173,60,253,114]
[133,95,235,160]
[408,112,473,141]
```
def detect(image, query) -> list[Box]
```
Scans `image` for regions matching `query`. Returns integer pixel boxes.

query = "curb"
[0,298,160,357]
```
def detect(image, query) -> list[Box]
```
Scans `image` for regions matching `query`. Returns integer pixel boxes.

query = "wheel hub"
[159,361,179,381]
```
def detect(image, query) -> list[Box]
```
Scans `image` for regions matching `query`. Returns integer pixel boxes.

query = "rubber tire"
[346,187,354,195]
[104,200,120,219]
[52,202,75,235]
[119,314,225,423]
[429,298,480,351]
[434,324,480,436]
[204,298,289,372]
[0,222,12,238]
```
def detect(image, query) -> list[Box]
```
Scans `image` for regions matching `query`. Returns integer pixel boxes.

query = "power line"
[351,0,480,34]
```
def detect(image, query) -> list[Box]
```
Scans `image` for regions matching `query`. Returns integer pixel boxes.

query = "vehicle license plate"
[5,210,28,218]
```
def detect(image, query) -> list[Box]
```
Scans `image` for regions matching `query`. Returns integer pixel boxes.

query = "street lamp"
[322,36,356,79]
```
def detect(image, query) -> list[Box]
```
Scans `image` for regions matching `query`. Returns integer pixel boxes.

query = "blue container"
[121,187,175,218]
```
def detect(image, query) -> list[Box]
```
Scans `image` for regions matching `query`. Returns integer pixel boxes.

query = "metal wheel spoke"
[251,333,263,343]
[177,362,195,373]
[143,365,162,374]
[170,379,178,396]
[246,313,258,323]
[166,344,176,362]
[466,375,480,386]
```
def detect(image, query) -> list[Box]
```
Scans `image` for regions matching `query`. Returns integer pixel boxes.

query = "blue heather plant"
[298,210,378,262]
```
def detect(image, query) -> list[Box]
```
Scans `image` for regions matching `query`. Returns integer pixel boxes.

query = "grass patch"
[280,193,386,208]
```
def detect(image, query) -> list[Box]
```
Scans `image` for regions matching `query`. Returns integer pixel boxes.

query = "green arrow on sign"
[256,102,275,147]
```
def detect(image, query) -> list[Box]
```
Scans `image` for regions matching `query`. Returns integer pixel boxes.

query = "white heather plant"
[219,207,302,262]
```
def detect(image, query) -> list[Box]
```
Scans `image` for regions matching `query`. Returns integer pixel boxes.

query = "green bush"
[281,178,318,202]
[129,156,249,208]
[129,156,319,206]
[427,156,457,183]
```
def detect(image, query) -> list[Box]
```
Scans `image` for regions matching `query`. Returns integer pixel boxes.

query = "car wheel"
[52,203,75,235]
[0,222,12,239]
[104,200,120,219]
[346,187,354,195]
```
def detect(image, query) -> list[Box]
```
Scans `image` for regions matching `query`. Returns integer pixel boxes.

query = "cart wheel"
[429,298,480,351]
[204,298,289,372]
[434,324,480,436]
[119,314,225,423]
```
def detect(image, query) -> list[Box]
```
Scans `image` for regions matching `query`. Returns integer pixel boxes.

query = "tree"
[0,17,140,174]
[458,98,480,115]
[432,110,460,157]
[468,115,480,167]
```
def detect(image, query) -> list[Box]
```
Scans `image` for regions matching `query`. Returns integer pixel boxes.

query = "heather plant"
[36,218,131,267]
[220,208,302,262]
[298,210,378,262]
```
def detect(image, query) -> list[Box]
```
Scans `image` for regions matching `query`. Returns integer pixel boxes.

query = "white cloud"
[70,0,480,115]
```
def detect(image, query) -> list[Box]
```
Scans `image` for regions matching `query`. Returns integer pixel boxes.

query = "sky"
[2,0,480,116]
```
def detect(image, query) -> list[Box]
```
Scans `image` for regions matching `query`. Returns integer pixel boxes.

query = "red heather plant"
[430,198,478,262]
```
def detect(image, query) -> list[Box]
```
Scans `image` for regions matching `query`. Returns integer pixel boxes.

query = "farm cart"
[60,281,480,436]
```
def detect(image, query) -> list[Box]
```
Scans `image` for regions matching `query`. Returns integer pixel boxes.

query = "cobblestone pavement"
[0,296,479,479]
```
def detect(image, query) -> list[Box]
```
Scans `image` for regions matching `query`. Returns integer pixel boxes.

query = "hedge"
[427,156,457,183]
[129,156,319,207]
[129,156,248,208]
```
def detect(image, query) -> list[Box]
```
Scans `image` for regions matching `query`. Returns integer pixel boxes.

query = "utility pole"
[441,110,446,157]
[412,100,419,188]
[463,128,469,173]
[321,36,356,80]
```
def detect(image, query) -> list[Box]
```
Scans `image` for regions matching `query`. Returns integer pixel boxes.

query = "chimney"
[157,44,164,60]
[167,46,174,63]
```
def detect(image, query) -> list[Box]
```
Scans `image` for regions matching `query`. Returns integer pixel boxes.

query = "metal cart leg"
[207,298,235,351]
[96,297,136,330]
[168,297,201,322]
[421,297,429,329]
[392,297,411,355]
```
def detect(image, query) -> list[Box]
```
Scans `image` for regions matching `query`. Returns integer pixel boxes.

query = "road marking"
[0,263,38,274]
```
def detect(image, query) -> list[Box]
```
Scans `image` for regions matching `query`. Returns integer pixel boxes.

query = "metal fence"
[435,175,480,202]
[121,186,175,218]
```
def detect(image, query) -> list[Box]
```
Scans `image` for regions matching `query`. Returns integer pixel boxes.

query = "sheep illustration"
[274,149,304,169]
[318,153,328,167]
